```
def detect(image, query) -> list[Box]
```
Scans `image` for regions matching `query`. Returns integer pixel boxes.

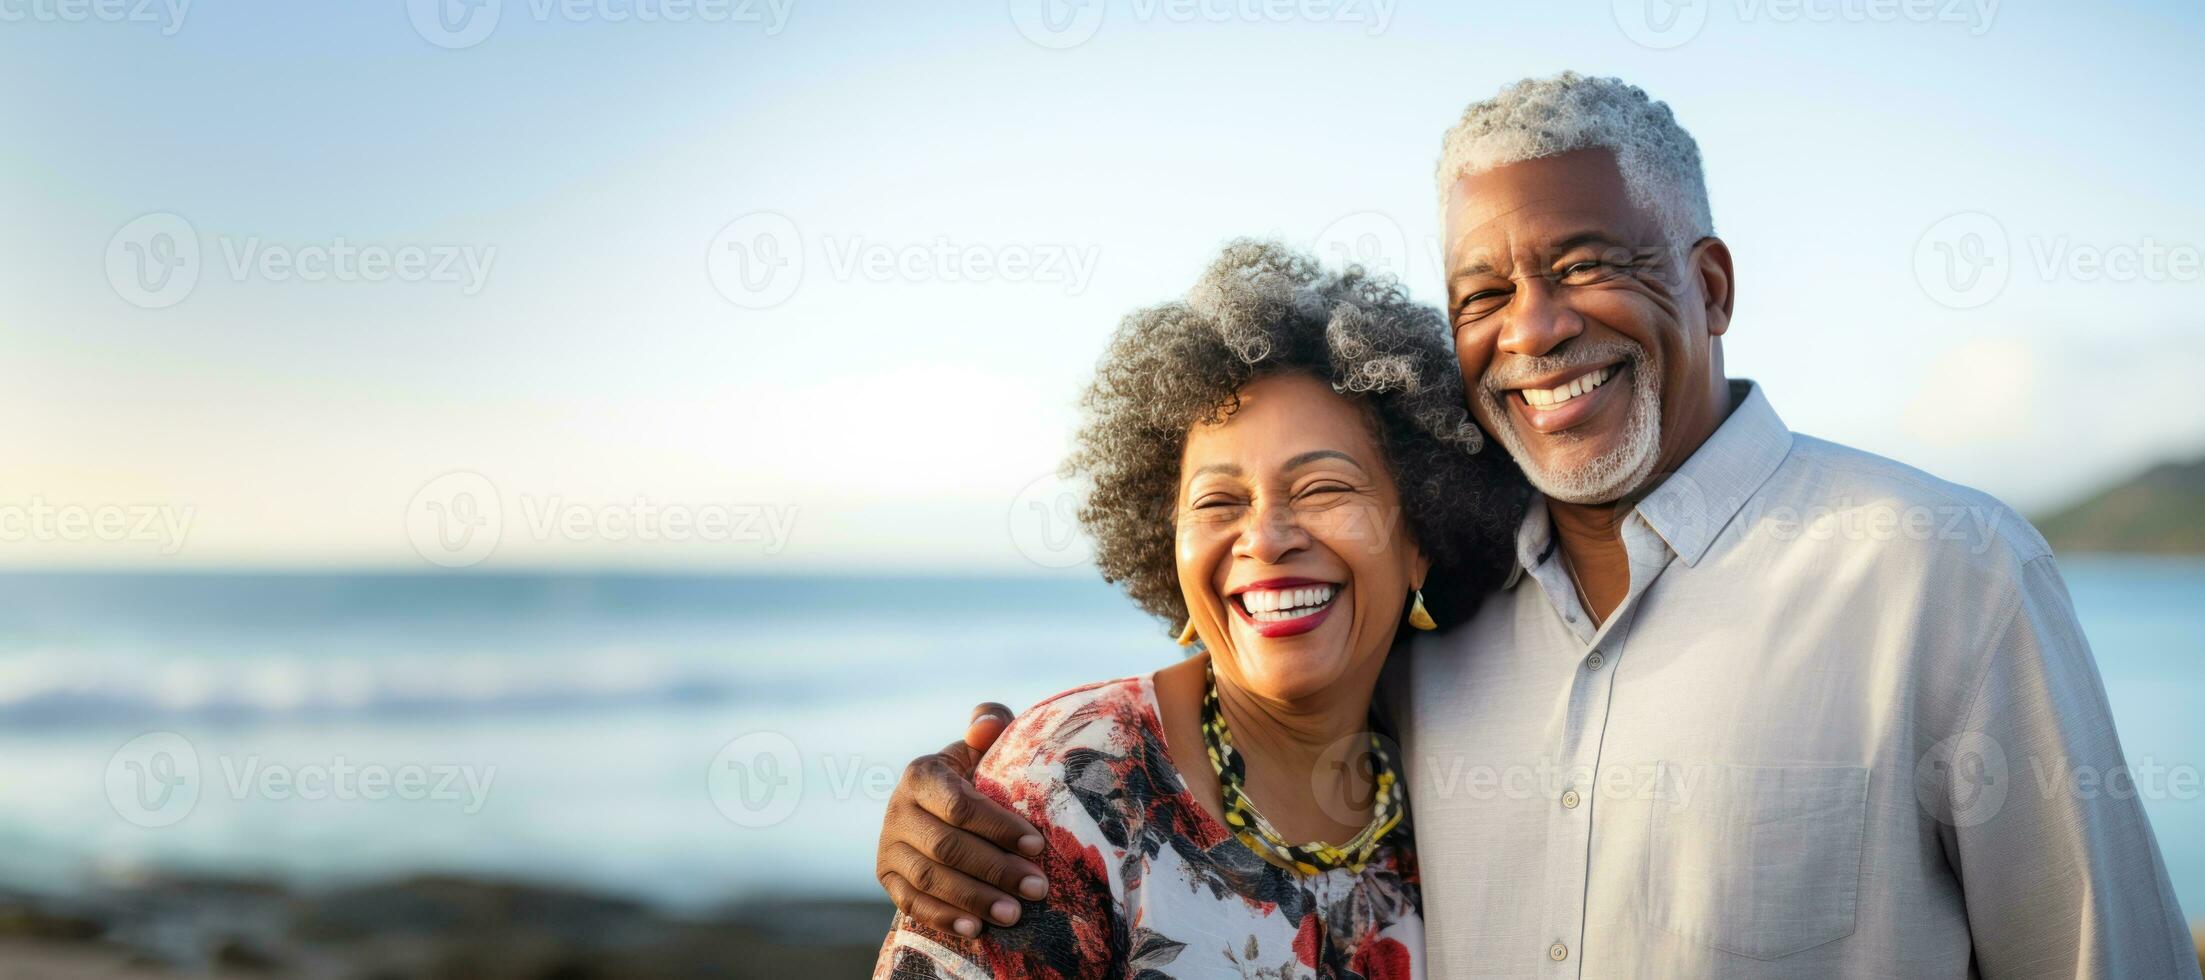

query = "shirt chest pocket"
[1642,763,1869,961]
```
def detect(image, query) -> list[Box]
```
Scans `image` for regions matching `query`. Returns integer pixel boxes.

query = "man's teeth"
[1240,584,1339,622]
[1522,365,1616,408]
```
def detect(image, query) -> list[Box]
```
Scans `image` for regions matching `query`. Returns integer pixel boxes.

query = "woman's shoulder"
[978,674,1163,784]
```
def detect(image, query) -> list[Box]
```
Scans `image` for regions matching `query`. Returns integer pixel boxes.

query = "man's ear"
[1691,237,1735,337]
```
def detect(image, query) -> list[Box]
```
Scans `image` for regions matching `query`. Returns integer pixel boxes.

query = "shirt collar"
[1505,379,1793,586]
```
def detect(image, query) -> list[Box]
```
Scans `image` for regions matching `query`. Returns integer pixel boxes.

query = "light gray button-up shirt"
[1391,381,2199,978]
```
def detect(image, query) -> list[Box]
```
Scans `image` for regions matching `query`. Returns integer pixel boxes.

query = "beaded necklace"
[1199,659,1405,875]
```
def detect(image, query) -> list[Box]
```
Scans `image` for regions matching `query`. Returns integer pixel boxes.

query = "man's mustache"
[1482,340,1647,396]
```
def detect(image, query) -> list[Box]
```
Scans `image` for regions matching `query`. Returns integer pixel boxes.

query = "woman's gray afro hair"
[1065,239,1529,632]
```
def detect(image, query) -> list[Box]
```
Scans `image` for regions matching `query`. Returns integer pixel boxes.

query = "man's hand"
[876,703,1049,937]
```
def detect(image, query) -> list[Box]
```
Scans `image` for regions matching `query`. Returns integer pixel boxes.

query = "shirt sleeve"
[1938,554,2201,978]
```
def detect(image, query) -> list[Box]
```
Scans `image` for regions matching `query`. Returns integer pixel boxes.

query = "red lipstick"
[1227,579,1344,639]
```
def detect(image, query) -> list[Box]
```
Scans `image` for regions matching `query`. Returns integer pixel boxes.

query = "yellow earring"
[1177,620,1199,646]
[1407,590,1437,631]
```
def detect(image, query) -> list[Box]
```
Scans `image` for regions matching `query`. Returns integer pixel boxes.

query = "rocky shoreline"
[0,873,889,978]
[12,874,2195,977]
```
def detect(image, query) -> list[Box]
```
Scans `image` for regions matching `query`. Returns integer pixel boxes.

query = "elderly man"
[871,73,2200,977]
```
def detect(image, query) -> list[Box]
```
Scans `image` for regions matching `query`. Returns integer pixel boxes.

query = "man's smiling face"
[1442,147,1731,505]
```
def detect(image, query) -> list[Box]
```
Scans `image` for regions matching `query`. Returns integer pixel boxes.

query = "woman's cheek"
[1329,501,1389,560]
[1176,526,1226,637]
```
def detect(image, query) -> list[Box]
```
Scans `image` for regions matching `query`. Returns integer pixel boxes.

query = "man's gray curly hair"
[1436,71,1714,250]
[1066,240,1528,633]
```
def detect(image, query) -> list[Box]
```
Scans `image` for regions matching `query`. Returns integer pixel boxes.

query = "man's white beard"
[1477,343,1664,505]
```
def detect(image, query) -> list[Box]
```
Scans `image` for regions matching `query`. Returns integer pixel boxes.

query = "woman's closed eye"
[1295,481,1357,502]
[1182,493,1247,524]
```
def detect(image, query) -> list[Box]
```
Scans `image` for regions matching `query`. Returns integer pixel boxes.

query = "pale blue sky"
[2,1,2200,569]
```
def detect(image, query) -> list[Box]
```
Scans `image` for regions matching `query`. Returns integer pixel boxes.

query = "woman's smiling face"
[1176,373,1429,703]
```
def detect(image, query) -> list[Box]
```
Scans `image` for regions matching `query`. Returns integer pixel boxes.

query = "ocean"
[2,560,2200,921]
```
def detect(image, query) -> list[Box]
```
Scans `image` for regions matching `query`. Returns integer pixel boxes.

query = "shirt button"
[1586,651,1605,671]
[1565,612,1577,623]
[1561,789,1581,809]
[1548,942,1569,961]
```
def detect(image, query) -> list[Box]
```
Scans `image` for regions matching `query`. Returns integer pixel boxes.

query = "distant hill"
[2035,456,2205,554]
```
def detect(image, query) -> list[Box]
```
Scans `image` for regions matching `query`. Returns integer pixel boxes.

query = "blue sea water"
[0,572,1172,910]
[0,560,2199,921]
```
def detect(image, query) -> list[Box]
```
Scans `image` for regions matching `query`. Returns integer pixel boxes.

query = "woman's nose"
[1235,501,1308,563]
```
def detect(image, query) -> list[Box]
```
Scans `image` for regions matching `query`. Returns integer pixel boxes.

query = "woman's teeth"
[1238,584,1338,622]
[1521,365,1615,408]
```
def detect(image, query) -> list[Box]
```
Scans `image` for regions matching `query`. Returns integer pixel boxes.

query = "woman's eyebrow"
[1282,449,1366,472]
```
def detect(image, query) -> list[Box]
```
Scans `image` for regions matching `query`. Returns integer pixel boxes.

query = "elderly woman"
[875,242,1525,979]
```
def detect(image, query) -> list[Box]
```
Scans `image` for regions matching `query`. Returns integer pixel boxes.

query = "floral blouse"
[875,673,1423,980]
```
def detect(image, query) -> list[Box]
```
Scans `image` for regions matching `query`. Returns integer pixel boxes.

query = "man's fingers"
[883,841,1025,927]
[880,871,983,939]
[909,755,1045,858]
[965,702,1015,752]
[917,820,1048,902]
[933,738,981,778]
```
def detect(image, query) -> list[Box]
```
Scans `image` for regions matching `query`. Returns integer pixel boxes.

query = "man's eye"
[1557,259,1625,286]
[1559,260,1603,280]
[1457,289,1510,320]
